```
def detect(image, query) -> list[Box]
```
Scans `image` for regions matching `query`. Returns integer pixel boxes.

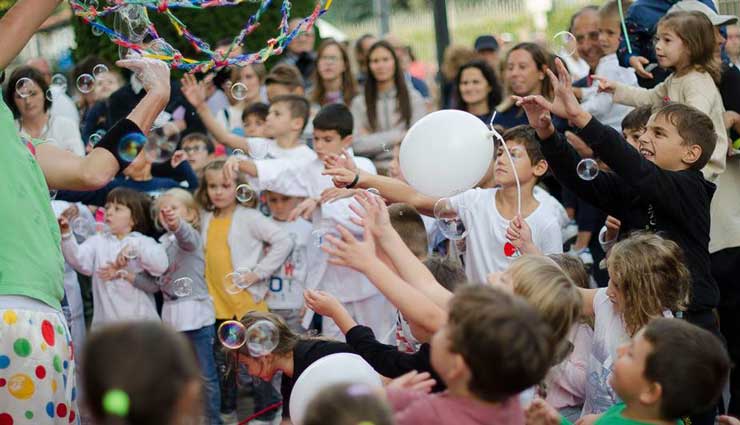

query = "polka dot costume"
[0,309,78,425]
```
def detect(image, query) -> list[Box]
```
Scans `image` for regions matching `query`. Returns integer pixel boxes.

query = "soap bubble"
[76,74,95,94]
[89,133,102,146]
[433,198,467,240]
[218,320,247,349]
[92,24,104,37]
[232,148,247,158]
[143,122,180,164]
[15,77,34,98]
[71,218,96,239]
[45,89,54,102]
[552,31,577,58]
[245,320,279,356]
[576,158,599,181]
[51,74,68,90]
[230,82,248,101]
[236,184,254,203]
[223,268,254,295]
[171,277,193,297]
[92,64,109,78]
[118,132,147,162]
[311,229,326,247]
[122,244,138,260]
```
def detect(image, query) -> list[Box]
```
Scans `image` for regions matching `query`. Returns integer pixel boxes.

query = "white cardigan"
[200,206,293,302]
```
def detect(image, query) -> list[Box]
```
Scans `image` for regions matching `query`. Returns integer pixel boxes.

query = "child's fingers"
[349,216,364,228]
[348,202,367,219]
[323,234,349,251]
[336,225,358,243]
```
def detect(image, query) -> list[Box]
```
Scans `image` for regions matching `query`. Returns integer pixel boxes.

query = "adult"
[439,44,477,109]
[5,66,85,156]
[310,38,357,107]
[474,34,501,77]
[0,1,171,422]
[277,17,318,89]
[350,40,426,174]
[26,56,80,125]
[353,33,378,86]
[385,34,431,100]
[453,60,502,124]
[81,63,123,145]
[570,5,604,75]
[726,23,740,66]
[216,63,266,135]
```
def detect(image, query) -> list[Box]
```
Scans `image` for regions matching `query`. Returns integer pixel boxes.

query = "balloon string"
[618,0,632,55]
[489,112,521,217]
[237,401,283,425]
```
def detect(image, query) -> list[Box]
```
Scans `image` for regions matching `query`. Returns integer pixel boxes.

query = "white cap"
[668,0,738,26]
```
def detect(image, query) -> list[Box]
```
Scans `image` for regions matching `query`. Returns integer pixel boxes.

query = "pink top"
[387,388,525,425]
[545,322,593,409]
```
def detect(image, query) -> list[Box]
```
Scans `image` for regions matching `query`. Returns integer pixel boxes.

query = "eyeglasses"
[319,56,342,64]
[183,146,208,154]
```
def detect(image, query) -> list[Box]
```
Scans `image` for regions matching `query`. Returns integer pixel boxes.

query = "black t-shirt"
[719,63,740,140]
[281,339,356,419]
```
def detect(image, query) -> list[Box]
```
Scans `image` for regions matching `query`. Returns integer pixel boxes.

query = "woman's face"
[14,79,45,119]
[317,44,346,82]
[459,67,492,107]
[505,49,543,97]
[94,72,121,101]
[237,352,278,381]
[368,46,396,84]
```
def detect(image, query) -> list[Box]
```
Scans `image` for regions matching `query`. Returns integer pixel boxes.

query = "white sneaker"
[220,411,238,425]
[562,220,578,244]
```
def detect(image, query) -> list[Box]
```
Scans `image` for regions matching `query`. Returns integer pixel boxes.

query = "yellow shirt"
[204,213,267,319]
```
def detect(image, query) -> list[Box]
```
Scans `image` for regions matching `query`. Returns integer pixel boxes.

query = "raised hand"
[349,190,392,239]
[545,58,587,123]
[385,371,436,394]
[116,57,170,96]
[288,198,319,221]
[57,216,71,236]
[323,149,358,172]
[604,215,621,243]
[180,72,207,109]
[223,155,241,183]
[322,225,376,272]
[591,75,617,94]
[514,95,554,136]
[320,187,358,204]
[303,289,344,318]
[170,149,187,168]
[321,166,358,189]
[525,399,561,425]
[629,56,654,80]
[159,206,180,232]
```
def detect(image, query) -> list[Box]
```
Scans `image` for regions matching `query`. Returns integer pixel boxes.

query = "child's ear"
[291,117,305,132]
[341,135,353,149]
[450,354,472,383]
[681,144,702,165]
[533,159,549,178]
[638,381,663,408]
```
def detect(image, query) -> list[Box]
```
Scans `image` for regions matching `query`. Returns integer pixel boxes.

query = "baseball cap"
[474,35,500,52]
[668,0,738,26]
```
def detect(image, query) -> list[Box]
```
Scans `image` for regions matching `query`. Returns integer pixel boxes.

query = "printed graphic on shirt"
[267,232,306,310]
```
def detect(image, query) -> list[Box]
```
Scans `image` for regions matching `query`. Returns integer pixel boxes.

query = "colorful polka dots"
[12,338,31,357]
[56,403,67,418]
[69,410,76,423]
[35,365,46,380]
[0,378,6,387]
[0,355,9,369]
[2,310,17,325]
[0,413,13,425]
[53,355,62,373]
[7,374,35,400]
[41,320,55,347]
[45,402,54,418]
[24,411,33,420]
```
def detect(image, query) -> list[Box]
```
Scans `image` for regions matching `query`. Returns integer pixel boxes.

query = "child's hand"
[303,289,343,318]
[322,166,359,188]
[239,271,261,287]
[322,225,376,272]
[320,187,359,204]
[288,198,319,221]
[629,56,654,79]
[546,58,589,125]
[592,75,617,94]
[159,207,180,232]
[604,215,621,242]
[97,262,122,281]
[323,150,358,173]
[514,95,554,137]
[575,414,601,425]
[180,73,207,109]
[223,155,241,183]
[718,416,740,425]
[57,216,71,235]
[385,371,436,394]
[506,215,540,255]
[525,399,560,425]
[170,149,187,168]
[349,190,392,239]
[61,204,79,221]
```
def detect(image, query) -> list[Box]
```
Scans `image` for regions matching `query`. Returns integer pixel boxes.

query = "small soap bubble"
[49,190,58,200]
[236,184,254,203]
[92,25,104,37]
[311,229,326,247]
[232,148,247,158]
[576,158,599,181]
[92,64,109,78]
[245,320,279,356]
[122,244,138,260]
[71,218,96,239]
[118,132,147,162]
[433,198,468,240]
[224,272,244,295]
[45,89,54,102]
[230,82,248,101]
[89,133,102,146]
[552,31,577,58]
[51,74,67,90]
[218,320,247,349]
[76,74,95,94]
[171,277,193,297]
[16,77,34,98]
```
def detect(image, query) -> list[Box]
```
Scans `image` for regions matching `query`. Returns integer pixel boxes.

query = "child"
[389,202,430,260]
[601,10,728,180]
[264,63,306,101]
[264,189,311,333]
[181,73,314,160]
[83,322,203,425]
[242,102,269,137]
[323,125,564,283]
[225,103,395,344]
[195,159,293,421]
[527,318,730,425]
[579,0,638,131]
[60,188,168,328]
[620,105,652,149]
[517,59,719,334]
[182,132,215,174]
[303,382,395,425]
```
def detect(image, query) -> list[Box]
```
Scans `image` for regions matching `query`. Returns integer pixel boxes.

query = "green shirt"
[561,404,684,425]
[0,87,64,309]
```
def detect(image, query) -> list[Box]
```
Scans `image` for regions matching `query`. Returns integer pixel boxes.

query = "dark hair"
[303,383,394,425]
[312,39,358,106]
[181,132,214,154]
[654,102,717,170]
[658,11,721,82]
[312,103,354,138]
[621,105,653,132]
[265,63,305,90]
[423,255,466,293]
[83,322,201,425]
[242,102,270,123]
[271,94,311,132]
[4,66,52,118]
[454,60,502,113]
[642,318,731,419]
[547,253,590,289]
[447,285,554,402]
[388,203,428,259]
[502,125,545,165]
[106,188,153,235]
[73,55,111,81]
[365,40,413,131]
[354,34,376,68]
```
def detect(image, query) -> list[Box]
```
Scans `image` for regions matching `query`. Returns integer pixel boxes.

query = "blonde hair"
[508,256,583,363]
[194,159,257,211]
[658,11,721,82]
[153,188,201,230]
[607,232,690,335]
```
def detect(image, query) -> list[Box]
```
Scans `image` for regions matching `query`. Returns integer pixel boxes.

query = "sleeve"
[679,74,715,115]
[556,324,592,401]
[131,272,161,294]
[617,3,656,68]
[61,234,97,276]
[135,236,169,277]
[249,215,294,280]
[172,220,201,252]
[598,225,617,253]
[613,80,667,108]
[253,158,313,197]
[350,96,405,158]
[345,325,429,379]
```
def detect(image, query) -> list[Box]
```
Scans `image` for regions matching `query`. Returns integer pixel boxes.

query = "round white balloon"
[400,110,494,197]
[289,353,382,425]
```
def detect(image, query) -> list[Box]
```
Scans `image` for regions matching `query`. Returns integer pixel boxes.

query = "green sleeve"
[561,415,574,425]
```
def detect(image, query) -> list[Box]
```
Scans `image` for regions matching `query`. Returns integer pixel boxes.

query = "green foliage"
[72,0,316,68]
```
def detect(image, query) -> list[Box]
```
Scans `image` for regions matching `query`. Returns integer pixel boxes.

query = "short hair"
[303,383,394,425]
[621,105,653,132]
[242,102,270,123]
[502,125,545,165]
[388,203,428,259]
[447,285,554,402]
[422,255,466,293]
[4,66,52,118]
[653,102,717,171]
[265,63,305,90]
[271,94,311,132]
[642,318,731,420]
[312,103,354,138]
[181,132,214,154]
[106,187,153,235]
[598,0,632,20]
[569,4,600,33]
[547,253,590,289]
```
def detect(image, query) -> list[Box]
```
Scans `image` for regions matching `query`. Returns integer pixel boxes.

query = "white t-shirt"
[449,187,563,284]
[266,218,312,310]
[18,115,84,156]
[247,137,316,161]
[49,86,80,125]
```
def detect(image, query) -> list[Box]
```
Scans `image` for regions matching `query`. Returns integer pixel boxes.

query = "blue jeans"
[185,325,222,425]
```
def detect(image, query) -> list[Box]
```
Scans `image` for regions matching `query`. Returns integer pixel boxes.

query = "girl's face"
[368,46,396,84]
[654,27,690,71]
[14,80,45,119]
[158,196,196,226]
[94,72,121,101]
[317,44,346,82]
[606,277,625,313]
[459,67,492,107]
[205,169,238,211]
[505,49,543,97]
[233,65,262,102]
[237,352,278,382]
[104,202,135,236]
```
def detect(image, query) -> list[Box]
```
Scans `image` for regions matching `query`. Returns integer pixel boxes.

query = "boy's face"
[313,129,352,162]
[622,127,645,150]
[266,192,300,221]
[430,325,467,386]
[265,102,299,138]
[389,144,405,181]
[610,329,656,405]
[243,114,267,138]
[182,139,211,172]
[104,202,134,236]
[598,16,622,55]
[637,114,699,171]
[493,140,547,187]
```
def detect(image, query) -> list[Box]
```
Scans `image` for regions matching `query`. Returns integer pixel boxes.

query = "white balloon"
[400,110,494,197]
[289,353,382,425]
